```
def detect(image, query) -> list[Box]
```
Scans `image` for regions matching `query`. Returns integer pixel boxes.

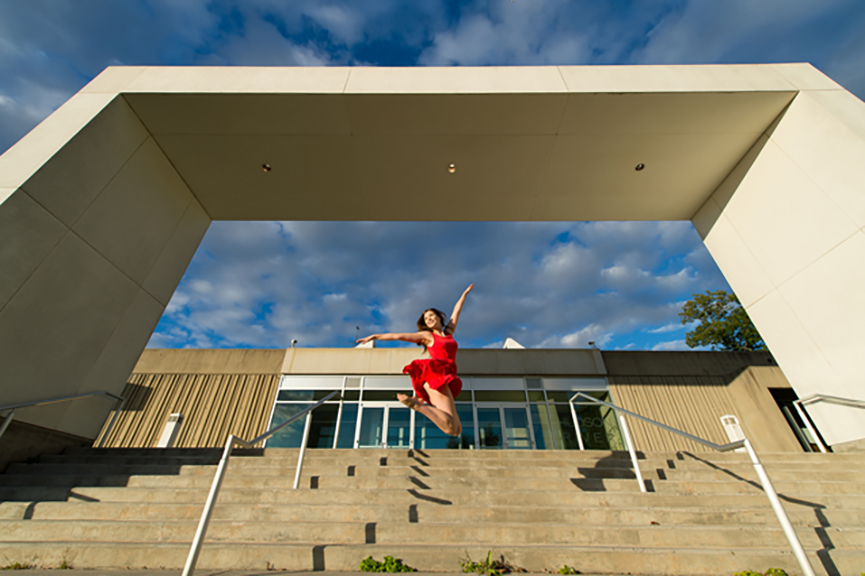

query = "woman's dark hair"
[417,308,447,333]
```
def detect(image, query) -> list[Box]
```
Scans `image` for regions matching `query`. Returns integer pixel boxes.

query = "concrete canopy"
[2,64,864,449]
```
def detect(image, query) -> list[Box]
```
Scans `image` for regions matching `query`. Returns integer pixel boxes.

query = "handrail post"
[617,413,646,493]
[568,400,584,450]
[742,439,816,576]
[0,409,16,441]
[293,411,313,489]
[182,435,236,576]
[792,401,828,453]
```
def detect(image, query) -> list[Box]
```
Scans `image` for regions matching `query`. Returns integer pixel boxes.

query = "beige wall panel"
[345,66,567,94]
[727,367,801,453]
[694,209,774,309]
[80,67,148,94]
[345,94,567,136]
[768,64,844,91]
[0,233,138,429]
[768,92,865,228]
[96,373,280,448]
[0,93,115,191]
[20,97,150,227]
[282,348,421,375]
[125,93,352,136]
[805,90,865,142]
[537,132,759,221]
[557,64,796,93]
[746,291,837,394]
[141,197,211,306]
[135,349,286,375]
[125,66,351,94]
[0,190,67,310]
[72,137,195,285]
[721,140,858,287]
[557,92,793,136]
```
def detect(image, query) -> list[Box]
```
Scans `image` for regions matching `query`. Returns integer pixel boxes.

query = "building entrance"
[475,404,535,449]
[354,402,412,449]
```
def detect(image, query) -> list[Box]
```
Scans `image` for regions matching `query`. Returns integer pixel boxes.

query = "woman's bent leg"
[398,384,462,436]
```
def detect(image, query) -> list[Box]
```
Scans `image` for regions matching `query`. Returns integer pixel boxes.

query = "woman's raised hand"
[356,334,377,344]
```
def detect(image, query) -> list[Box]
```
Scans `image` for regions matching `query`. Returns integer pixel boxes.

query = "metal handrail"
[569,392,816,576]
[182,389,341,576]
[0,390,126,448]
[792,393,865,454]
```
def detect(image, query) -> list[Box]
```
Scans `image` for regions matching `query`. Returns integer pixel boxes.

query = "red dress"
[403,332,463,405]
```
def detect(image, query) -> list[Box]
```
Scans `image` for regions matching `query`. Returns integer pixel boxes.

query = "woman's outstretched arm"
[356,331,432,346]
[445,284,474,335]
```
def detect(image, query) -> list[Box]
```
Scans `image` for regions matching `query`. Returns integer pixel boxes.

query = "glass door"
[355,402,414,448]
[475,404,535,449]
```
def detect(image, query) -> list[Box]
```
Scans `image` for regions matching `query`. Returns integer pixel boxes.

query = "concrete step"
[3,499,861,529]
[2,484,862,515]
[2,518,862,550]
[2,540,861,575]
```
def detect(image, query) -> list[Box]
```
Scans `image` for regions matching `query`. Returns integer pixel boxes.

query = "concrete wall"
[0,95,210,439]
[692,73,865,447]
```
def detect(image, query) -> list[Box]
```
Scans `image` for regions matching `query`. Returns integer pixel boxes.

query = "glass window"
[364,376,412,389]
[456,404,475,450]
[387,407,412,448]
[415,404,474,449]
[474,390,527,402]
[279,376,344,390]
[266,403,311,448]
[545,391,571,403]
[543,377,608,390]
[476,407,504,449]
[336,403,358,448]
[362,390,410,401]
[358,406,385,448]
[342,390,360,401]
[574,392,624,450]
[503,407,532,449]
[530,404,553,450]
[472,378,524,390]
[277,390,337,402]
[527,391,545,402]
[550,404,580,450]
[307,404,339,448]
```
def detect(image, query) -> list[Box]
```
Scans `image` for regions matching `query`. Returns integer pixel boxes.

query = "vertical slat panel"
[610,375,738,452]
[95,372,280,448]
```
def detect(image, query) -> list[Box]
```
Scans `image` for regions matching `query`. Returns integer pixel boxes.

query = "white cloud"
[651,339,689,351]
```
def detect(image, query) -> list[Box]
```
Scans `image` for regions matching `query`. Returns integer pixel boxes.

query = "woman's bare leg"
[398,385,462,436]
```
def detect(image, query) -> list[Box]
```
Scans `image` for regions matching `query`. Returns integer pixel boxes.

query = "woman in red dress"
[356,284,473,437]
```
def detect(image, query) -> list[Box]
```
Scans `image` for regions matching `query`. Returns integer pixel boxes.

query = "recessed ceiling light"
[448,163,456,173]
[635,163,645,171]
[262,163,272,172]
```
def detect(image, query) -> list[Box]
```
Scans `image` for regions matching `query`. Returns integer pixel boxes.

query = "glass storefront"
[266,374,623,450]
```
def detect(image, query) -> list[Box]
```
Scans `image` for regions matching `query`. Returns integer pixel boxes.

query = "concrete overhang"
[71,64,814,221]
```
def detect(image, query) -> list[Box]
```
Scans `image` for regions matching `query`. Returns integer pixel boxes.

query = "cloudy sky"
[2,0,864,351]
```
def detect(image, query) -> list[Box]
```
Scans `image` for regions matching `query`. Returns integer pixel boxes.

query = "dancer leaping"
[356,284,473,437]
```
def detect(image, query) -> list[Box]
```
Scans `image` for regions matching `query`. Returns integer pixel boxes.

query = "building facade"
[96,347,815,455]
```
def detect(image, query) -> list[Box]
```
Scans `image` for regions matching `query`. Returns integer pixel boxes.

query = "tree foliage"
[679,290,766,352]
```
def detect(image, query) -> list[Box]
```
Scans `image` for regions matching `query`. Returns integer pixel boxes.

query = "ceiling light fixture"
[448,163,456,173]
[262,163,272,172]
[635,163,645,171]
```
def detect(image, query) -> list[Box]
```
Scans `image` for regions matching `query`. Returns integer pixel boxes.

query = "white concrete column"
[693,83,865,448]
[0,95,210,439]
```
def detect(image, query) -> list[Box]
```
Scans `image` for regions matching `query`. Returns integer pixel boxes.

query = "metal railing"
[0,391,125,448]
[792,393,865,453]
[182,389,341,576]
[569,392,816,576]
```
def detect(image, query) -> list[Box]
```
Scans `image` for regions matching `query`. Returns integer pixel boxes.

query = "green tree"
[679,290,766,351]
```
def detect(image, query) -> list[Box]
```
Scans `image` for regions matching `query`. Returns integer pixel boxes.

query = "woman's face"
[423,310,442,330]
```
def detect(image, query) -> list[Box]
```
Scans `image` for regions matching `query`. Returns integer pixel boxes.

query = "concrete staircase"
[0,447,863,575]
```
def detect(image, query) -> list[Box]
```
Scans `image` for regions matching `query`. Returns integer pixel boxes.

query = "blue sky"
[2,0,864,351]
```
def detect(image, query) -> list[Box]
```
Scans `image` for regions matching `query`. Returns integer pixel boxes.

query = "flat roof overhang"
[81,65,805,221]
